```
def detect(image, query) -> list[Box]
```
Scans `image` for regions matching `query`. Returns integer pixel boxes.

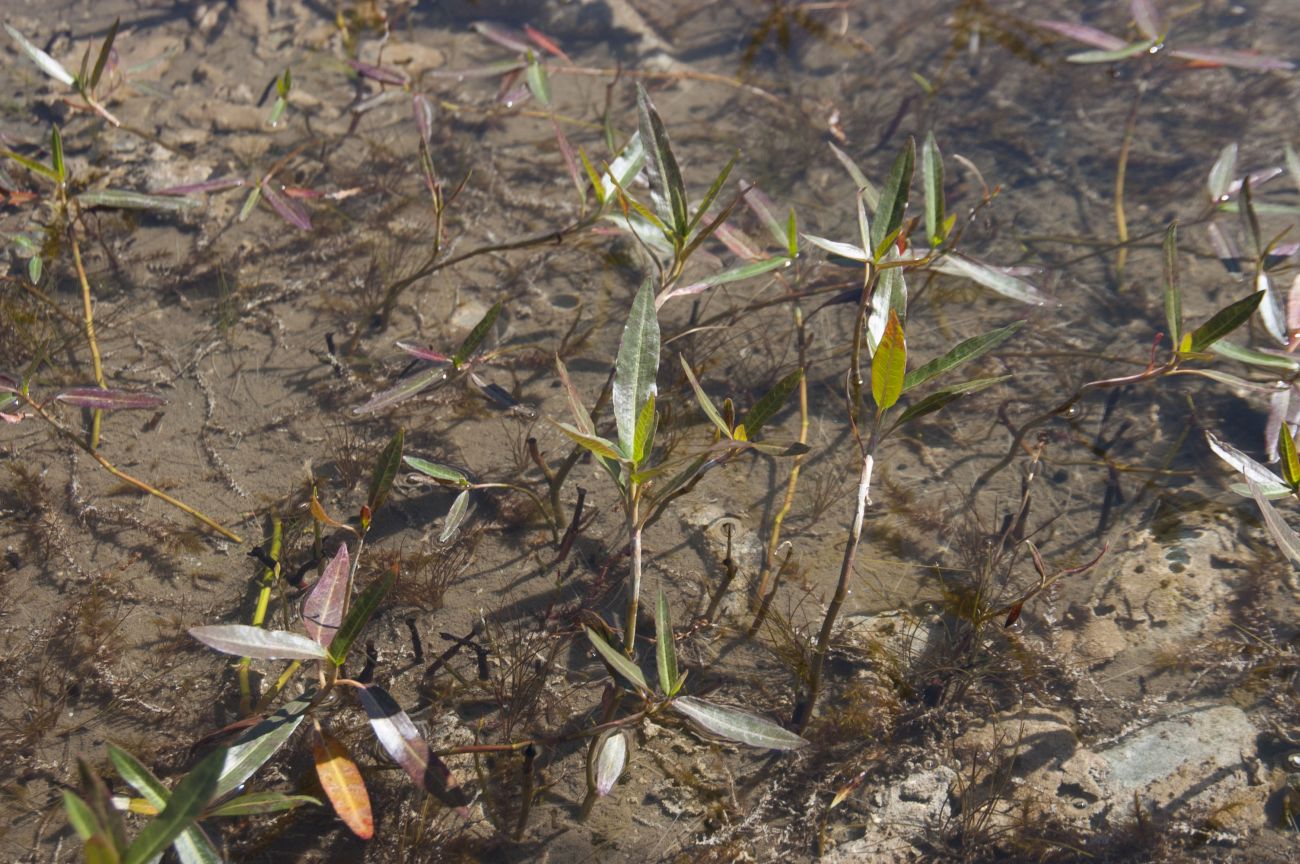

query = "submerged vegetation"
[1,1,1299,861]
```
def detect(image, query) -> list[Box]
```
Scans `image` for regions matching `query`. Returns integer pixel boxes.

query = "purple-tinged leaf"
[713,222,764,262]
[54,387,166,411]
[190,624,330,661]
[353,365,449,415]
[355,685,469,808]
[395,341,451,363]
[1034,19,1126,51]
[741,183,788,250]
[1288,275,1300,345]
[1247,479,1300,587]
[497,82,531,109]
[348,59,409,87]
[470,21,532,54]
[1266,241,1300,270]
[524,23,573,63]
[1168,47,1295,71]
[260,180,312,231]
[413,93,435,144]
[154,176,246,196]
[303,544,349,646]
[590,730,627,797]
[1130,0,1162,40]
[1225,167,1283,197]
[553,118,583,202]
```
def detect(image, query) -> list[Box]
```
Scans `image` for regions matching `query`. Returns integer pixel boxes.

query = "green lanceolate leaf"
[451,301,502,369]
[891,375,1011,431]
[525,51,551,106]
[50,125,66,185]
[680,356,729,436]
[669,696,808,750]
[1211,339,1300,371]
[214,693,314,799]
[786,206,798,257]
[922,131,945,247]
[328,566,397,665]
[76,189,201,211]
[870,138,915,259]
[828,141,878,208]
[555,422,623,461]
[636,84,688,239]
[740,369,802,439]
[613,279,660,459]
[106,745,220,864]
[903,321,1023,392]
[63,791,105,842]
[1207,142,1238,201]
[367,427,405,513]
[632,393,656,464]
[206,791,321,817]
[89,19,119,91]
[871,310,906,413]
[1067,38,1158,64]
[654,590,678,696]
[1280,424,1300,489]
[121,748,224,864]
[686,153,737,238]
[585,626,649,694]
[1162,222,1182,346]
[1187,291,1264,354]
[354,365,449,415]
[403,455,468,486]
[1,148,59,181]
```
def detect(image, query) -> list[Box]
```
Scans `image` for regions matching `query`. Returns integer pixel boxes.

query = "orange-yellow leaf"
[313,726,373,840]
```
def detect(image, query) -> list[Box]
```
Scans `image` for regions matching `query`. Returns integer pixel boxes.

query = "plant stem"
[69,225,106,448]
[623,487,642,654]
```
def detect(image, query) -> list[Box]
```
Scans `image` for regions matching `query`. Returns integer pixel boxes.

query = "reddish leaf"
[356,685,469,810]
[1168,46,1295,71]
[54,387,166,411]
[260,180,312,231]
[348,59,409,86]
[470,21,531,54]
[524,23,573,63]
[1034,19,1126,50]
[313,726,373,839]
[302,544,349,646]
[154,176,246,195]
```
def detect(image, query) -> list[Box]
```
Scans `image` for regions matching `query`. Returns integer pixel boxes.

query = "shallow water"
[2,1,1299,861]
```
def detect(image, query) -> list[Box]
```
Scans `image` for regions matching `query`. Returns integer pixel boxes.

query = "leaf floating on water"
[931,254,1050,306]
[189,625,329,661]
[53,387,167,411]
[302,544,349,646]
[669,696,809,751]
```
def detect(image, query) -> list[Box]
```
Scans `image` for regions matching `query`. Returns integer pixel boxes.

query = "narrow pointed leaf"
[654,591,678,696]
[1162,222,1181,344]
[1168,47,1294,71]
[366,427,405,513]
[214,693,313,799]
[53,387,167,411]
[892,375,1011,429]
[1,148,59,181]
[870,138,914,257]
[1067,38,1158,63]
[63,792,105,841]
[680,356,728,436]
[189,625,329,661]
[903,321,1023,392]
[440,488,470,542]
[312,726,373,839]
[89,19,120,90]
[555,422,623,461]
[828,142,878,208]
[660,255,792,307]
[356,685,469,807]
[801,233,868,261]
[4,23,76,86]
[50,125,65,184]
[871,311,906,413]
[205,791,320,817]
[613,279,660,458]
[1205,430,1286,488]
[742,369,802,437]
[1034,20,1126,51]
[1188,291,1264,353]
[636,84,688,239]
[591,730,627,796]
[451,301,502,369]
[354,365,449,415]
[403,455,468,485]
[632,393,656,464]
[108,746,221,864]
[742,183,793,249]
[76,189,201,212]
[584,626,649,694]
[260,181,311,231]
[555,354,595,435]
[1211,339,1300,371]
[922,132,945,246]
[303,544,349,646]
[121,748,224,864]
[932,254,1048,305]
[328,565,396,665]
[1279,424,1300,489]
[687,155,737,238]
[525,52,551,106]
[1248,478,1300,568]
[670,696,808,750]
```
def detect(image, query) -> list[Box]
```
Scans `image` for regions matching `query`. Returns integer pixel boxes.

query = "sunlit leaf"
[555,421,623,462]
[632,393,656,465]
[590,730,627,797]
[105,746,220,864]
[214,694,313,799]
[1257,271,1287,346]
[870,139,914,258]
[613,279,660,459]
[189,625,329,661]
[525,51,551,107]
[440,488,470,543]
[636,84,688,239]
[1167,47,1294,71]
[1067,38,1158,63]
[1279,424,1300,489]
[50,125,65,184]
[76,189,201,212]
[679,356,728,436]
[1034,19,1126,51]
[669,696,808,750]
[4,23,76,87]
[205,791,320,817]
[1206,430,1286,489]
[354,365,449,415]
[1248,478,1300,570]
[89,18,120,90]
[355,685,469,808]
[53,387,167,411]
[1162,222,1181,345]
[366,427,404,514]
[1188,291,1264,353]
[903,321,1022,392]
[584,626,649,694]
[259,181,311,231]
[403,455,468,486]
[931,254,1048,305]
[312,726,373,839]
[1211,339,1300,371]
[892,376,1011,430]
[871,310,906,413]
[328,565,396,666]
[0,147,58,181]
[827,142,878,208]
[451,301,502,369]
[63,792,105,842]
[1208,142,1238,202]
[801,233,867,262]
[303,544,349,646]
